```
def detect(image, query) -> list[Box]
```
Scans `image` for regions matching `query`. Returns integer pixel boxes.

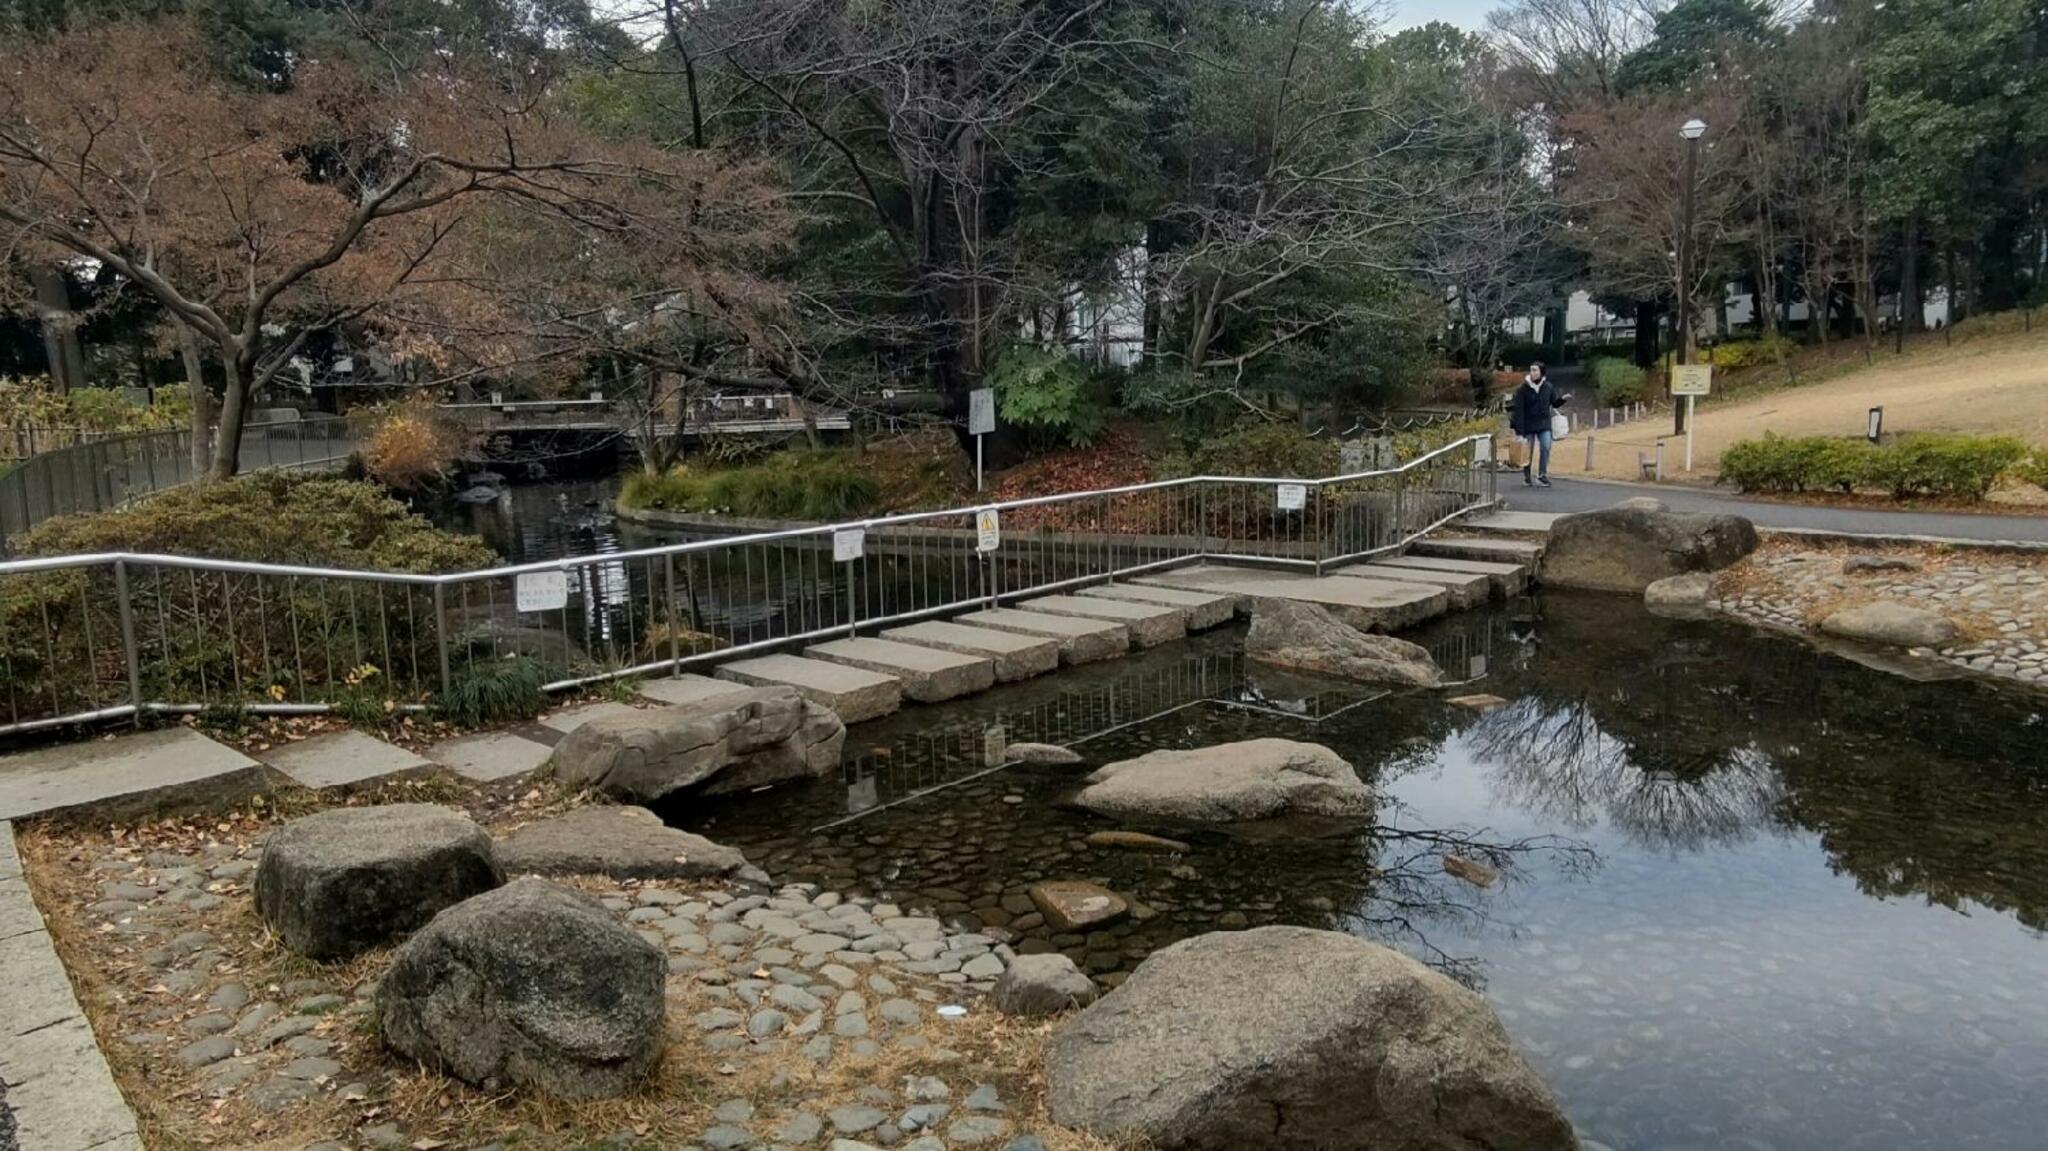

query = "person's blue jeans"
[1522,429,1553,477]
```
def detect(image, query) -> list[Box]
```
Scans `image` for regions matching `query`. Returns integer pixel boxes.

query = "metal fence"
[0,415,365,545]
[0,433,1495,736]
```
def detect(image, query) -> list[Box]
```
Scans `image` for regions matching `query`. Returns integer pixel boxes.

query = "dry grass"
[15,777,1132,1150]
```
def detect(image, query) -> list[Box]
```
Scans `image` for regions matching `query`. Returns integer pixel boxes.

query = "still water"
[665,594,2048,1151]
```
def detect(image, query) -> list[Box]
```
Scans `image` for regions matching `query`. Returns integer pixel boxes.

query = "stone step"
[1078,583,1237,630]
[715,654,903,723]
[0,727,263,823]
[805,637,996,703]
[956,608,1130,666]
[1015,594,1187,648]
[259,729,435,790]
[1339,563,1492,609]
[636,673,752,708]
[1465,510,1562,535]
[1374,553,1531,597]
[424,730,553,783]
[881,621,1059,683]
[1139,565,1447,632]
[1409,535,1545,568]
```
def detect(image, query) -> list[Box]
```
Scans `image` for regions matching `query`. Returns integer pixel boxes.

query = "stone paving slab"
[1016,595,1186,648]
[1139,565,1447,632]
[804,638,995,704]
[881,621,1059,683]
[257,729,434,790]
[955,609,1129,666]
[636,674,752,708]
[538,700,646,734]
[1374,553,1531,597]
[1342,563,1492,609]
[424,730,553,783]
[1078,583,1238,630]
[716,655,903,723]
[0,727,262,823]
[0,822,144,1151]
[1410,535,1545,567]
[1464,510,1561,534]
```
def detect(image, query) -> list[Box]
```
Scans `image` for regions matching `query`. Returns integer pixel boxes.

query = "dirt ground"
[1564,325,2048,483]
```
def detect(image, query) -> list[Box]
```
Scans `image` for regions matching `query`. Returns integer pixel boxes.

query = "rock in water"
[1819,601,1958,648]
[549,686,845,803]
[1028,881,1128,932]
[1442,854,1498,887]
[496,805,748,880]
[991,954,1099,1017]
[454,485,501,504]
[1071,739,1369,823]
[1244,600,1442,687]
[1543,506,1758,593]
[254,804,502,960]
[376,878,666,1099]
[1084,830,1191,853]
[1006,742,1085,766]
[1643,571,1715,614]
[1047,927,1574,1150]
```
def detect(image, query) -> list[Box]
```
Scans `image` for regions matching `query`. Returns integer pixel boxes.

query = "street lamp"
[1675,117,1706,434]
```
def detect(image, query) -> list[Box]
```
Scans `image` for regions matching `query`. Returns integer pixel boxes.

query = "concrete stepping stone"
[955,609,1129,666]
[1341,563,1491,609]
[636,674,750,708]
[805,638,995,704]
[881,622,1058,682]
[1409,535,1545,568]
[258,730,433,790]
[716,654,902,723]
[1139,566,1446,632]
[1373,553,1530,597]
[0,727,261,822]
[425,731,552,782]
[1078,583,1237,630]
[538,701,643,734]
[1015,595,1186,647]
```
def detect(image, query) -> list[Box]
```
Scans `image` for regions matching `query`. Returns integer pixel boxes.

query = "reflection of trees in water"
[1471,697,1788,851]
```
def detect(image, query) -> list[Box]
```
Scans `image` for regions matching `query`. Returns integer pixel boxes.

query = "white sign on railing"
[515,570,568,613]
[833,528,866,562]
[976,508,1000,552]
[1275,483,1307,511]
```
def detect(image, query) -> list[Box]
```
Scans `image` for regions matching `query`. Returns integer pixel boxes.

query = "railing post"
[431,583,452,697]
[1392,467,1407,544]
[114,559,142,724]
[664,554,681,677]
[1312,483,1325,577]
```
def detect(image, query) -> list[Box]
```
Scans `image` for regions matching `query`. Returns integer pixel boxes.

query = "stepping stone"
[955,609,1129,666]
[636,674,751,708]
[425,731,552,782]
[1373,554,1530,597]
[1342,563,1491,609]
[259,730,433,790]
[0,727,261,822]
[882,622,1058,683]
[538,701,643,734]
[1078,583,1236,630]
[716,655,902,723]
[1015,595,1185,647]
[805,638,995,703]
[1408,535,1545,568]
[1139,567,1446,632]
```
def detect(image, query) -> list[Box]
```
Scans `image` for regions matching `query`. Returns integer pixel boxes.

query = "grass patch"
[620,432,967,521]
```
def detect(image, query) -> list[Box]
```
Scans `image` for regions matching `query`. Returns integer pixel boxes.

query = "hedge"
[1720,432,2032,501]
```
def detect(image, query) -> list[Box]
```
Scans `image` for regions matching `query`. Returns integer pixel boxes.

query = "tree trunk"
[30,266,86,394]
[1633,301,1660,367]
[176,321,212,478]
[1898,213,1924,333]
[209,353,251,480]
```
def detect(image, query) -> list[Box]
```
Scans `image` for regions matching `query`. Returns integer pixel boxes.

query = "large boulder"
[1047,926,1574,1150]
[1245,600,1442,687]
[254,804,503,960]
[549,686,845,803]
[1071,740,1370,824]
[1819,600,1958,648]
[1542,506,1758,593]
[376,878,666,1099]
[992,954,1099,1017]
[496,805,748,880]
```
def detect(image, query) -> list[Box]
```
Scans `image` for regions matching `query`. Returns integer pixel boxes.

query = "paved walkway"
[1499,476,2048,544]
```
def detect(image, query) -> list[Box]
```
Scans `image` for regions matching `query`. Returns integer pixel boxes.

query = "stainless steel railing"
[0,414,366,545]
[0,434,1495,736]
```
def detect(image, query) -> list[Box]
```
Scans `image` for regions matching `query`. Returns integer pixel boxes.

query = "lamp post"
[1674,117,1706,435]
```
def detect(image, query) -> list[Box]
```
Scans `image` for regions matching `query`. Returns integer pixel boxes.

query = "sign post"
[1867,406,1884,443]
[968,388,996,492]
[1669,365,1713,472]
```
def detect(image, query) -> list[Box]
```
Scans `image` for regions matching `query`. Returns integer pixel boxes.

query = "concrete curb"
[0,822,143,1151]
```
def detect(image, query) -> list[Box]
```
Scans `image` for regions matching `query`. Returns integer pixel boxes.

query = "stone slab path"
[256,729,433,790]
[0,728,261,823]
[718,654,906,723]
[1140,565,1450,632]
[1015,594,1187,647]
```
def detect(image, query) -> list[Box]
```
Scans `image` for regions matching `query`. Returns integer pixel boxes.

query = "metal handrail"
[0,434,1496,737]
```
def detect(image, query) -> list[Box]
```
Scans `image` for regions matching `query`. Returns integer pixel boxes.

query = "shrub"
[1706,335,1795,371]
[433,656,547,727]
[1587,357,1646,405]
[1163,420,1338,479]
[361,395,476,492]
[2009,451,2048,490]
[988,344,1105,450]
[1719,432,2029,501]
[619,451,882,521]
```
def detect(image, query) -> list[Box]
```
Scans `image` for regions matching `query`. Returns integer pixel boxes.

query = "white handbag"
[1550,412,1569,439]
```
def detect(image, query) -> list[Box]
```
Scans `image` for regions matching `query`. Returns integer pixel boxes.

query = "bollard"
[1585,434,1596,471]
[1655,441,1665,480]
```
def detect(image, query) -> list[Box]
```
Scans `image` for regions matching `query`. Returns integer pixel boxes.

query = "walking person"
[1508,362,1570,486]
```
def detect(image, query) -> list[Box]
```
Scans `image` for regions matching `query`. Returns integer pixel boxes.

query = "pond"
[663,593,2048,1151]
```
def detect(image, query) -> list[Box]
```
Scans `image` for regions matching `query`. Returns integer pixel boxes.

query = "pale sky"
[1382,0,1500,33]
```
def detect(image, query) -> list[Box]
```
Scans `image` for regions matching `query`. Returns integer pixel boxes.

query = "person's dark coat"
[1509,379,1565,436]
